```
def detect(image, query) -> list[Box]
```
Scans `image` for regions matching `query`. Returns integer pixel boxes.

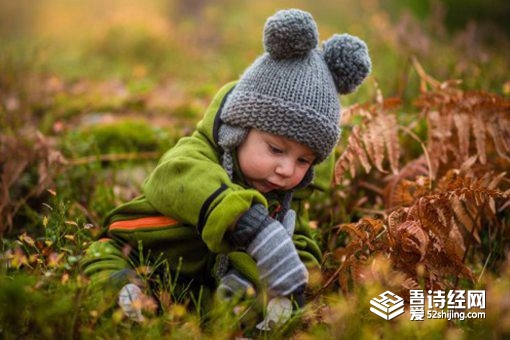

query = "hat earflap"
[323,34,372,94]
[218,123,249,179]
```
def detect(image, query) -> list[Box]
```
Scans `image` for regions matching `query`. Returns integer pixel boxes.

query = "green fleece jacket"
[82,81,332,290]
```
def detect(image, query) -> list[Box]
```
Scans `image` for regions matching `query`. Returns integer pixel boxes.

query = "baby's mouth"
[249,179,283,192]
[264,180,283,191]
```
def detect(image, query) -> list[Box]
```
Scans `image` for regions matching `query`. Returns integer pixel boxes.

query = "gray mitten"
[232,204,308,297]
[281,208,296,236]
[217,269,255,301]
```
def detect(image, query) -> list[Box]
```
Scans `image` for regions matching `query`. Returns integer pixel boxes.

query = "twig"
[411,55,440,91]
[318,265,344,296]
[478,252,491,284]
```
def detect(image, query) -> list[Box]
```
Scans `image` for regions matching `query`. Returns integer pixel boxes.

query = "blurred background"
[1,0,508,104]
[0,0,509,231]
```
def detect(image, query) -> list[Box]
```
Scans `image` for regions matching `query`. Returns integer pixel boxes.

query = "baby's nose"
[275,159,295,177]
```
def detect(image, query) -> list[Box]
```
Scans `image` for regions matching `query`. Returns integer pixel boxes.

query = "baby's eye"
[269,144,283,154]
[298,157,313,165]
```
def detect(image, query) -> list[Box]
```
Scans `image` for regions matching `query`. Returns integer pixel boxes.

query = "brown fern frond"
[391,220,430,261]
[386,163,508,288]
[331,163,508,291]
[350,255,369,283]
[451,195,480,243]
[426,110,453,175]
[415,86,510,178]
[471,110,487,164]
[453,112,471,161]
[388,179,420,209]
[388,176,498,286]
[382,114,400,175]
[330,66,510,294]
[362,116,387,173]
[487,171,507,190]
[333,239,365,294]
[335,256,354,295]
[447,223,467,259]
[334,143,356,181]
[351,126,372,174]
[335,99,401,183]
[331,218,389,293]
[384,157,431,209]
[340,223,367,241]
[339,218,385,247]
[414,196,450,240]
[487,118,510,162]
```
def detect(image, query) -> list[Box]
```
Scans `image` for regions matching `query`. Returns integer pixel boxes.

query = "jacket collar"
[195,81,237,150]
[212,84,236,146]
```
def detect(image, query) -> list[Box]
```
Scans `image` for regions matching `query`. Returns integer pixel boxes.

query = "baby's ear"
[322,34,372,94]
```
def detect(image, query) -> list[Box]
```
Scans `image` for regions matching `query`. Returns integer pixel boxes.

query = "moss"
[72,118,175,155]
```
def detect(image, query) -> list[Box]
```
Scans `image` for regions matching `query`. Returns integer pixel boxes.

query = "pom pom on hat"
[323,33,372,94]
[263,9,318,59]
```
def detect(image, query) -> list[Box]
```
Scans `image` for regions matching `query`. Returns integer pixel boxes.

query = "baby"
[82,8,371,325]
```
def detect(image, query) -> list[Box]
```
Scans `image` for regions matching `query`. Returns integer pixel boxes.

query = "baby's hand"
[233,204,308,297]
[217,269,255,301]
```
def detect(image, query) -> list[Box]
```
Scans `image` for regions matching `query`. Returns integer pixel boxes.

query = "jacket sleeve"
[142,130,267,254]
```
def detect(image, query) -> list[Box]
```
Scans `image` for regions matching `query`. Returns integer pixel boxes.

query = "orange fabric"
[109,216,178,231]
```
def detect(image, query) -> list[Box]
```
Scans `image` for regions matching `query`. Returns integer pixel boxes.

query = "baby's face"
[237,129,315,193]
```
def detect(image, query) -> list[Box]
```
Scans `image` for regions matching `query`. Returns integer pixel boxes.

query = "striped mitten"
[217,269,255,301]
[232,204,308,297]
[281,208,296,237]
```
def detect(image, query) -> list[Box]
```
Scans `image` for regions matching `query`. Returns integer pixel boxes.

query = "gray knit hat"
[219,9,371,178]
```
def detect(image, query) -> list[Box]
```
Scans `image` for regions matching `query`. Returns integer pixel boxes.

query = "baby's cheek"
[293,169,310,187]
[289,176,304,189]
